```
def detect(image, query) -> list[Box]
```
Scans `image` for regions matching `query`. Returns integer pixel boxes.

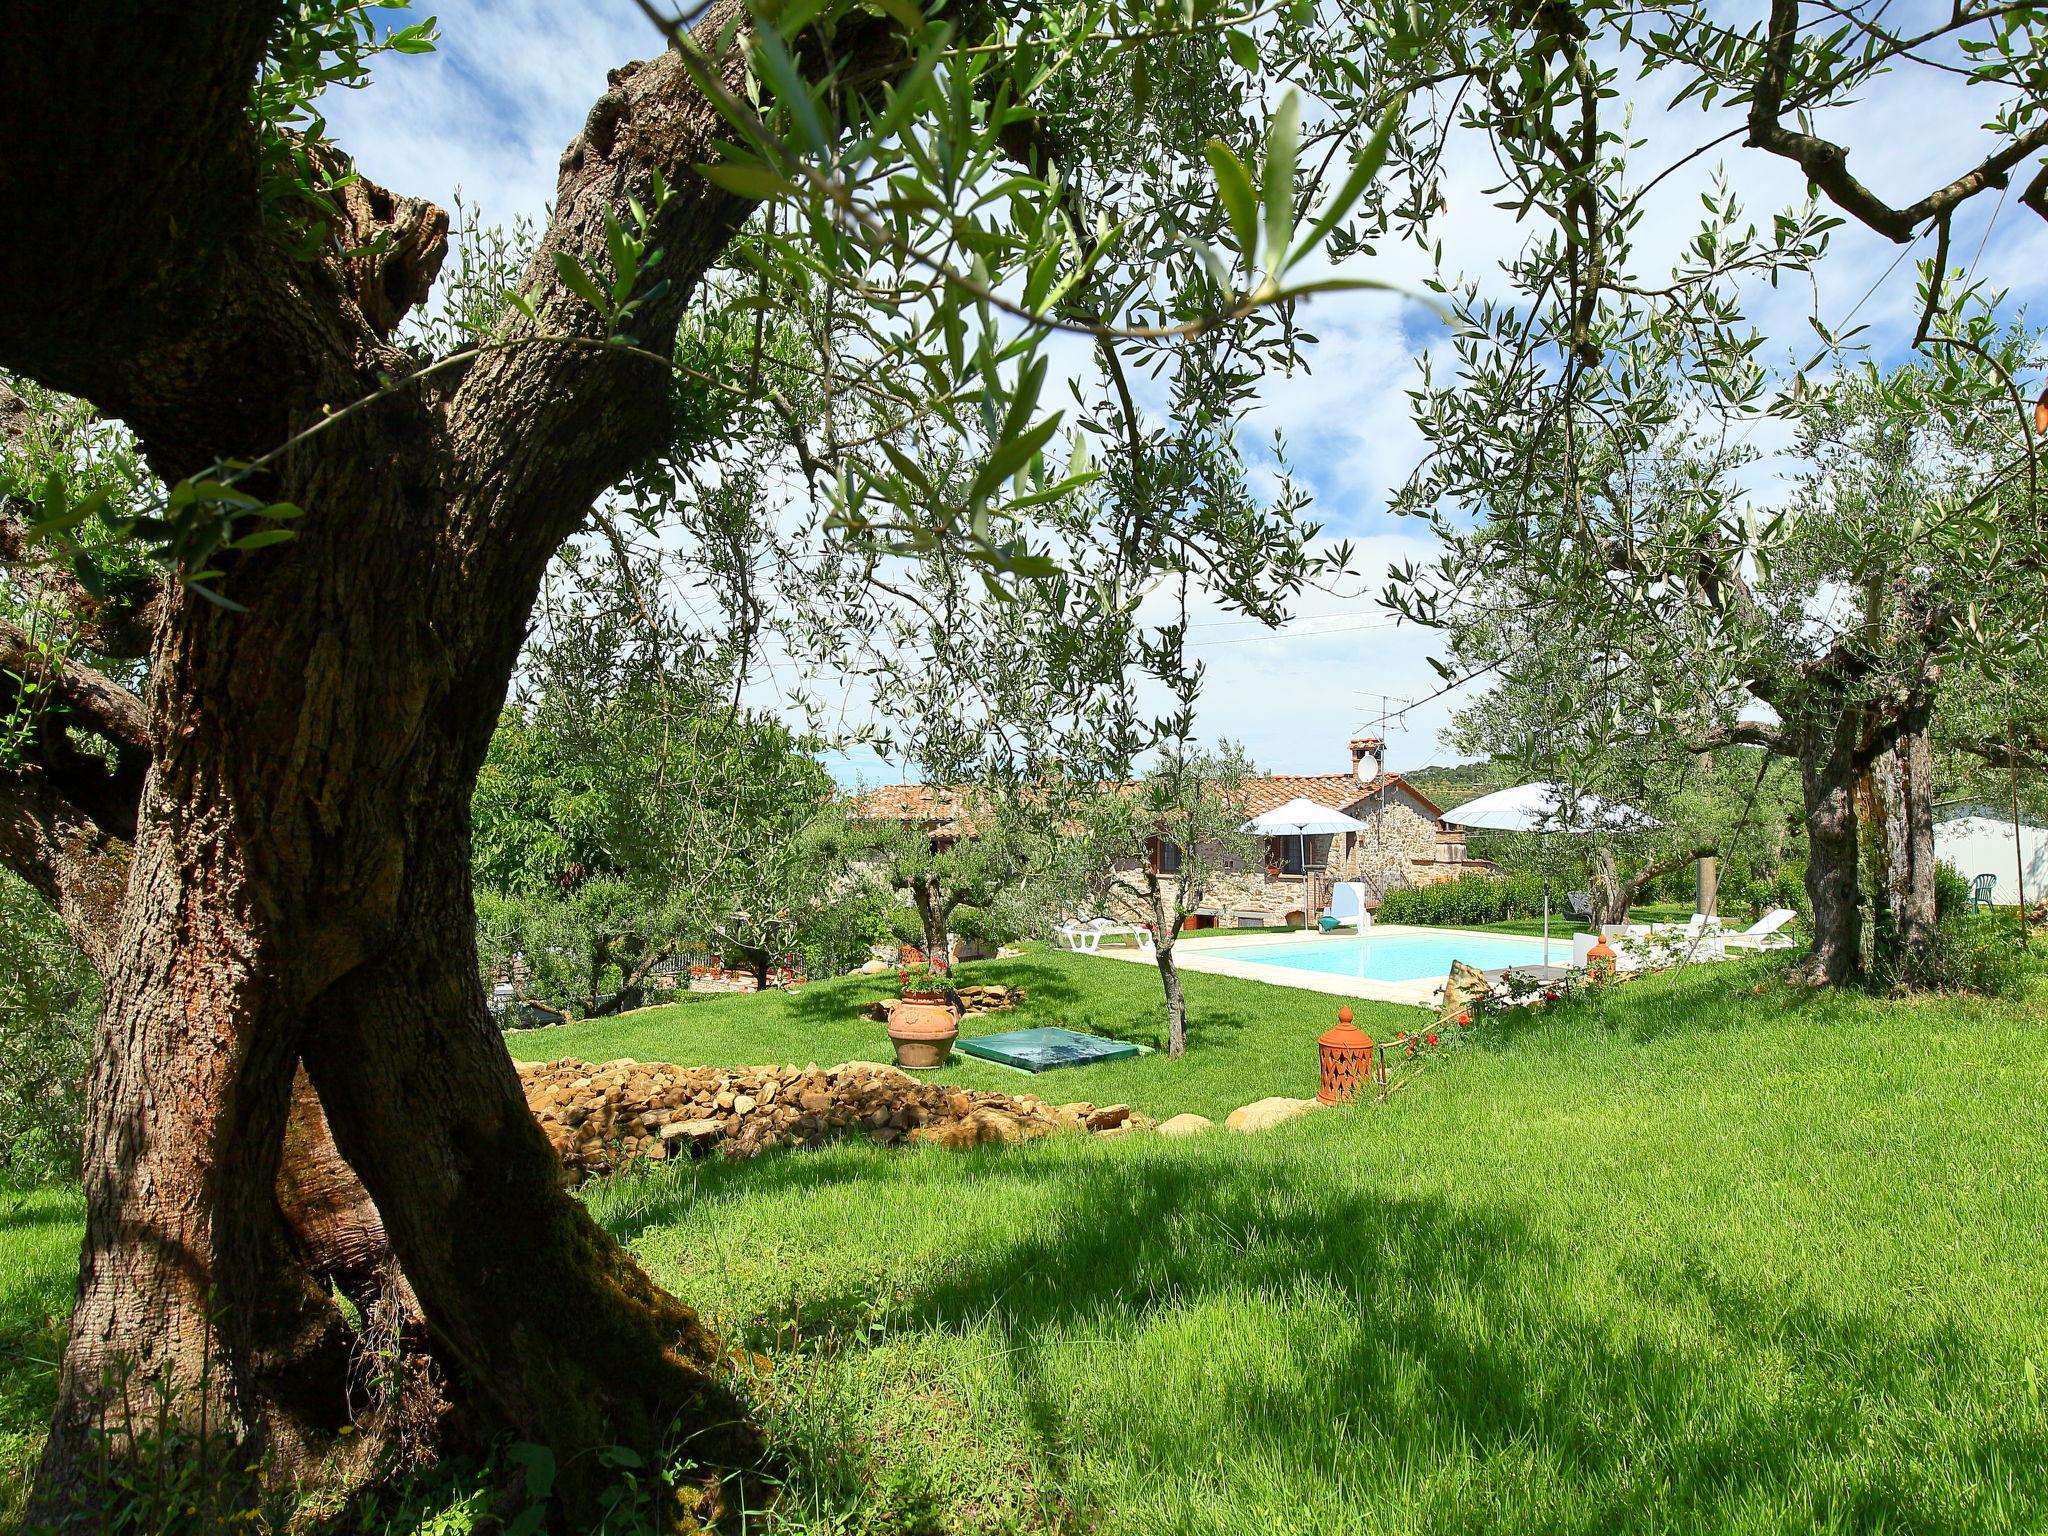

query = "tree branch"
[1630,840,1719,894]
[1953,732,2048,777]
[443,0,920,582]
[0,5,447,477]
[1745,0,2048,242]
[0,382,163,657]
[0,766,130,971]
[0,617,150,754]
[1691,718,1797,756]
[0,509,161,662]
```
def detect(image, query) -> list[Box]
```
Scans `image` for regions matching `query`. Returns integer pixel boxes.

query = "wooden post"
[2010,716,2030,947]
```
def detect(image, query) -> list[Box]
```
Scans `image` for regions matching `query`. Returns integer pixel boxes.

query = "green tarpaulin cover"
[954,1026,1144,1072]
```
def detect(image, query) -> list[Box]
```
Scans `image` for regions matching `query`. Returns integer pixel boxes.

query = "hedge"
[1375,872,1546,926]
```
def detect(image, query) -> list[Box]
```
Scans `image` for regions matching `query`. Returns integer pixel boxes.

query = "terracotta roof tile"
[1238,772,1444,820]
[848,783,980,839]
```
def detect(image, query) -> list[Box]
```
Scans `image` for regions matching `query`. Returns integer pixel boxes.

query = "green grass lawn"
[591,962,2048,1535]
[0,1181,83,1530]
[1424,901,1694,939]
[8,956,2048,1534]
[507,947,1417,1122]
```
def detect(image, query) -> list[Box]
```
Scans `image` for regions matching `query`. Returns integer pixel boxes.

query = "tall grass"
[8,960,2048,1532]
[587,961,2048,1534]
[1,1181,85,1529]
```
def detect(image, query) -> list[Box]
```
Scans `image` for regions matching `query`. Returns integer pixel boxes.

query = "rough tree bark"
[1695,658,1944,988]
[909,875,951,965]
[1797,726,1866,987]
[1,0,922,1523]
[1155,938,1188,1058]
[1129,871,1187,1057]
[1860,704,1939,977]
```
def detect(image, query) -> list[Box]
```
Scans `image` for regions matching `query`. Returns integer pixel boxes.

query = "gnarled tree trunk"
[1798,731,1864,987]
[1585,839,1718,929]
[1155,940,1188,1058]
[1860,704,1938,979]
[2,0,919,1523]
[910,875,950,965]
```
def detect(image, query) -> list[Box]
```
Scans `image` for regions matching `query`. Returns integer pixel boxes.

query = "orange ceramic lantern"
[1318,1005,1376,1105]
[1586,934,1617,981]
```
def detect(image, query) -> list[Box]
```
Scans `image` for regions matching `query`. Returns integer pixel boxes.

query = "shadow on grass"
[941,1156,2046,1527]
[629,1137,2048,1530]
[0,1199,79,1241]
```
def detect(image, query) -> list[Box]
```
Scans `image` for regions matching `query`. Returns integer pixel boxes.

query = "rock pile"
[856,984,1027,1022]
[516,1057,1155,1180]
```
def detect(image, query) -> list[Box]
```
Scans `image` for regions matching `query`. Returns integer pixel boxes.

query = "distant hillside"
[1403,759,1520,811]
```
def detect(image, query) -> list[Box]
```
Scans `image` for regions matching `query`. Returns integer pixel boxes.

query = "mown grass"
[507,924,1685,1120]
[507,947,1419,1122]
[0,1181,83,1529]
[586,960,2048,1534]
[8,957,2048,1533]
[1437,901,1690,939]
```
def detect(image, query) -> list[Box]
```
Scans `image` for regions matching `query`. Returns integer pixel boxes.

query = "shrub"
[1869,869,2026,996]
[1377,872,1546,926]
[1767,861,1808,918]
[0,869,98,1182]
[1933,863,1974,920]
[1897,910,2028,996]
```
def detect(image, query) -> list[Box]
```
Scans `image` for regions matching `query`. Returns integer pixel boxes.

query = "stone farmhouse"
[1156,737,1487,928]
[849,737,1493,932]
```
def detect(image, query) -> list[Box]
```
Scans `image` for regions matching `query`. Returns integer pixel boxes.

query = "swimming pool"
[1223,930,1559,982]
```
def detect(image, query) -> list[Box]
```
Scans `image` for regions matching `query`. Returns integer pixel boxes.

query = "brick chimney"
[1348,737,1385,785]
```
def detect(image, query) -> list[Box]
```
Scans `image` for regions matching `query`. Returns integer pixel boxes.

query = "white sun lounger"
[1720,908,1798,950]
[1054,917,1156,954]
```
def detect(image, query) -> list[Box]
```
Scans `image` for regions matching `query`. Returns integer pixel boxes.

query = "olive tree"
[7,0,2041,1520]
[1397,321,2041,983]
[0,0,1393,1517]
[1072,741,1257,1056]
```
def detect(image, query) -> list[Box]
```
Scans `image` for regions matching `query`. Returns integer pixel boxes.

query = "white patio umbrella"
[1241,797,1369,924]
[1438,782,1661,964]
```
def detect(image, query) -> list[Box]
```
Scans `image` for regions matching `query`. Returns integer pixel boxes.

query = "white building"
[1933,802,2048,907]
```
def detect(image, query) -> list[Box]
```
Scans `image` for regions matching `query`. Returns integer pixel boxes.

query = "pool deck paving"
[1085,924,1584,1009]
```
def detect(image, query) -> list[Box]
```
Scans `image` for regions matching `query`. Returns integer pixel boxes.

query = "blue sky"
[327,2,2048,784]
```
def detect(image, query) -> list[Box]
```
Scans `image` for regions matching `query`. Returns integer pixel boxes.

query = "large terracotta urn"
[887,994,961,1069]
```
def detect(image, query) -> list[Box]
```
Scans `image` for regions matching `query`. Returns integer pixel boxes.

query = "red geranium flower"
[1426,1032,1439,1046]
[1457,1012,1471,1026]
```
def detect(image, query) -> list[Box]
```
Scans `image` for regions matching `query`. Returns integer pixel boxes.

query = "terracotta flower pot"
[887,997,960,1069]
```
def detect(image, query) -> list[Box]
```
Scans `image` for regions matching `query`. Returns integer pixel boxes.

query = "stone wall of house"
[1350,791,1453,899]
[1094,787,1490,928]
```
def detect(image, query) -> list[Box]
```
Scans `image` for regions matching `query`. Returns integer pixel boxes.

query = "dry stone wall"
[518,1057,1154,1180]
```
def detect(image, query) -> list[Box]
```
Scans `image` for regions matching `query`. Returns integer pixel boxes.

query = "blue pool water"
[1224,930,1560,981]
